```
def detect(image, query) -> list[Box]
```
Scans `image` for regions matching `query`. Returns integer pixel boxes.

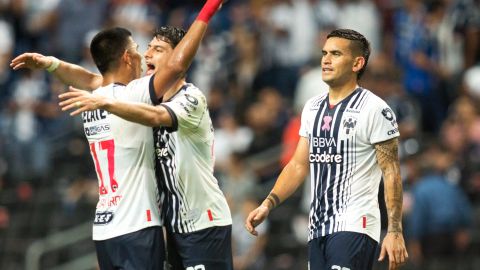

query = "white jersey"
[299,87,400,242]
[83,83,161,241]
[126,76,232,234]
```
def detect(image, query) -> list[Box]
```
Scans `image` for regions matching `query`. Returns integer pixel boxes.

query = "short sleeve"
[368,100,400,144]
[299,99,312,138]
[161,89,207,132]
[119,76,156,105]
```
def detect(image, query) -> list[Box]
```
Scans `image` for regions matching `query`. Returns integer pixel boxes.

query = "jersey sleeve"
[120,76,159,105]
[299,98,313,138]
[161,89,207,132]
[367,98,400,144]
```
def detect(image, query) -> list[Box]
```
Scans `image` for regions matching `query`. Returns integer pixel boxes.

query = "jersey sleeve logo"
[381,108,399,135]
[381,108,394,121]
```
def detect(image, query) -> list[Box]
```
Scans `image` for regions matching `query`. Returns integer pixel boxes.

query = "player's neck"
[163,78,186,101]
[328,80,358,106]
[101,72,130,87]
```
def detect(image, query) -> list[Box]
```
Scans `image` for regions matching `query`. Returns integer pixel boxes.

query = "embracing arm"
[58,88,172,127]
[375,137,408,269]
[10,53,102,90]
[102,99,172,127]
[245,137,310,236]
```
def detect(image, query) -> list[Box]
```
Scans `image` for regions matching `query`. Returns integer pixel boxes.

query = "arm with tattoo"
[375,137,403,233]
[375,137,408,268]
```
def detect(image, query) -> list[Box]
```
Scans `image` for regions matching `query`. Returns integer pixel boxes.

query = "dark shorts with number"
[94,226,165,270]
[166,225,233,270]
[308,231,378,270]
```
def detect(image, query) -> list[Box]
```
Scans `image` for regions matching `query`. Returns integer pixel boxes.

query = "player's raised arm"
[375,138,408,270]
[151,0,224,98]
[245,137,310,236]
[10,52,102,91]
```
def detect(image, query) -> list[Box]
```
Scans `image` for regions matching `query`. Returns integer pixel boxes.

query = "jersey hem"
[92,223,163,241]
[308,228,380,243]
[169,219,232,234]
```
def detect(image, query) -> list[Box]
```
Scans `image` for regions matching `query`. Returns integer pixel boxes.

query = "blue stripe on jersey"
[308,96,327,239]
[308,88,364,240]
[149,75,162,105]
[155,128,184,233]
[155,125,201,234]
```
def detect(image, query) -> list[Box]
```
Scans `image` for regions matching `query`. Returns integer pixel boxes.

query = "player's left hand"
[10,52,52,70]
[378,231,408,270]
[58,86,107,116]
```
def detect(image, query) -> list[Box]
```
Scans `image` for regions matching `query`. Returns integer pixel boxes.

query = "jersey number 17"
[90,139,119,195]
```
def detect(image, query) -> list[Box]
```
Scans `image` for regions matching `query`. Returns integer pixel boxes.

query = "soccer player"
[12,27,165,269]
[245,29,408,270]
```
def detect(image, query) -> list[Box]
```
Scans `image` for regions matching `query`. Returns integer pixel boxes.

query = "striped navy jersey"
[83,83,162,241]
[299,87,400,242]
[131,78,231,233]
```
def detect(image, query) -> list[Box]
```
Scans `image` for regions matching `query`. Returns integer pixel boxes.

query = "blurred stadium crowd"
[0,0,479,269]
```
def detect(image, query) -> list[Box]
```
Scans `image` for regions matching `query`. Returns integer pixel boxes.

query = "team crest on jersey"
[343,116,357,135]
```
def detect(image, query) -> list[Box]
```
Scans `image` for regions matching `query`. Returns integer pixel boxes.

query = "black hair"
[153,26,186,48]
[90,27,132,74]
[327,29,371,79]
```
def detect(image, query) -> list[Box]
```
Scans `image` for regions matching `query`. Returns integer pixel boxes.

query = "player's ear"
[122,50,132,67]
[352,56,365,73]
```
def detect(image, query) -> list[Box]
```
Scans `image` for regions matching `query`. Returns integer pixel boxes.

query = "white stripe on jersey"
[300,87,400,242]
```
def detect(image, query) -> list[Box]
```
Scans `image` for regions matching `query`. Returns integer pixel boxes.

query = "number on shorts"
[332,266,350,270]
[90,139,118,194]
[186,265,205,270]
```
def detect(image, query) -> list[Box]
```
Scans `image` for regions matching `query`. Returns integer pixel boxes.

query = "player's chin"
[145,69,155,76]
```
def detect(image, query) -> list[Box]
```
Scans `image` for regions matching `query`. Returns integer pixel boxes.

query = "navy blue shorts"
[308,231,378,270]
[166,225,233,270]
[94,226,165,270]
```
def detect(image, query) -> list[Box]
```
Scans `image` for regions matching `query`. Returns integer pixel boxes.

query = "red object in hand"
[197,0,223,23]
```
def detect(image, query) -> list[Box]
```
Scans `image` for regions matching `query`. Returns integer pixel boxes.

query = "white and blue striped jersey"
[126,76,232,233]
[83,83,161,241]
[299,87,400,242]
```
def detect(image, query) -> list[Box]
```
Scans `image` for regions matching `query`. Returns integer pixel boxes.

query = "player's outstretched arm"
[245,137,309,236]
[59,87,172,127]
[152,0,224,97]
[10,53,102,91]
[375,138,408,270]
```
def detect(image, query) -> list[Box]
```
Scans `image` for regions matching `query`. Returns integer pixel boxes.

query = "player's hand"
[10,53,52,70]
[245,205,269,236]
[58,86,107,116]
[378,231,408,270]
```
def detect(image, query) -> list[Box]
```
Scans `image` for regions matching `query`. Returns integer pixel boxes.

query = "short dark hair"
[153,26,186,48]
[327,29,371,79]
[90,27,132,74]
